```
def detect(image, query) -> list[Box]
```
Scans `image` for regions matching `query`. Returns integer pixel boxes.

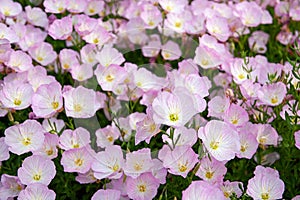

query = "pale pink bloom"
[162,145,198,178]
[4,119,45,155]
[276,30,294,45]
[95,45,125,67]
[0,137,9,162]
[129,112,146,131]
[206,15,231,42]
[234,2,264,27]
[161,40,182,61]
[42,118,65,134]
[293,195,300,200]
[0,39,12,64]
[182,180,226,200]
[29,74,57,92]
[32,133,59,159]
[141,3,162,29]
[92,145,125,180]
[0,174,24,199]
[229,58,250,84]
[295,130,300,149]
[165,11,191,33]
[18,183,56,200]
[74,15,98,36]
[150,159,167,184]
[31,81,63,118]
[126,172,160,200]
[198,120,240,161]
[48,16,73,40]
[6,50,33,72]
[92,189,121,200]
[247,166,284,200]
[63,86,104,118]
[220,181,243,199]
[207,96,230,118]
[248,31,269,53]
[275,2,290,17]
[75,170,96,184]
[240,80,261,100]
[0,23,19,44]
[236,125,259,159]
[124,148,153,178]
[28,42,57,66]
[83,26,113,46]
[162,127,197,147]
[213,73,232,88]
[184,74,211,98]
[59,48,80,71]
[43,0,68,13]
[254,124,279,146]
[142,40,161,58]
[0,0,22,17]
[290,7,300,21]
[135,109,160,145]
[66,0,87,13]
[18,155,56,186]
[80,44,98,65]
[257,82,287,106]
[70,63,93,81]
[196,156,226,184]
[152,88,198,127]
[158,0,188,13]
[17,25,47,51]
[95,124,120,148]
[94,64,127,91]
[59,127,90,150]
[224,104,249,127]
[185,13,206,34]
[61,146,95,174]
[25,6,49,28]
[134,68,166,92]
[84,0,104,16]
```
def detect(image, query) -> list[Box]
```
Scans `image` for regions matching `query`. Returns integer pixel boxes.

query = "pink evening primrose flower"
[48,16,73,40]
[0,174,24,199]
[208,96,230,119]
[25,6,49,29]
[220,181,243,199]
[152,88,198,128]
[206,15,231,42]
[0,81,33,110]
[82,26,113,46]
[162,126,197,148]
[18,183,56,200]
[91,145,125,180]
[4,119,45,155]
[158,0,188,14]
[70,63,94,82]
[254,124,279,146]
[28,42,57,66]
[195,156,227,184]
[31,81,63,118]
[0,137,10,162]
[66,0,87,13]
[42,117,65,134]
[247,166,285,200]
[162,145,198,178]
[295,130,300,150]
[0,0,22,17]
[95,124,120,148]
[32,133,59,159]
[161,40,182,61]
[59,48,80,71]
[126,172,160,200]
[43,0,68,14]
[6,50,33,72]
[124,148,153,178]
[257,82,287,106]
[182,180,226,200]
[84,0,105,16]
[63,86,104,118]
[0,23,19,44]
[91,189,121,200]
[61,146,95,174]
[198,120,240,161]
[17,155,56,186]
[224,104,249,127]
[236,125,259,159]
[59,127,90,150]
[95,45,125,67]
[75,170,97,184]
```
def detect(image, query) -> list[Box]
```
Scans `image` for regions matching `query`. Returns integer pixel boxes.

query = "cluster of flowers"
[0,0,300,199]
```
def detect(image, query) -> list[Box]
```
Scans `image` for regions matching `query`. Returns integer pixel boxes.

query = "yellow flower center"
[46,149,54,156]
[134,163,142,171]
[261,193,269,200]
[89,8,95,14]
[169,113,179,122]
[179,164,187,172]
[231,118,239,125]
[175,22,182,28]
[73,104,82,112]
[106,74,114,82]
[22,137,31,146]
[210,141,219,150]
[112,164,119,172]
[37,56,44,62]
[93,38,99,44]
[63,63,70,69]
[148,21,154,26]
[271,96,278,104]
[33,174,41,181]
[201,59,209,66]
[74,158,83,166]
[107,135,114,142]
[52,102,59,109]
[205,171,214,179]
[14,99,22,106]
[138,184,146,193]
[240,145,247,152]
[259,136,267,145]
[238,74,245,80]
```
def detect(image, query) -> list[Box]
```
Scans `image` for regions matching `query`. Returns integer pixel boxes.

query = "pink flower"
[83,26,113,46]
[0,23,19,44]
[0,0,22,17]
[91,189,121,200]
[70,63,94,82]
[43,0,68,13]
[59,48,80,71]
[0,137,9,162]
[18,183,56,200]
[25,6,49,28]
[59,127,90,150]
[220,181,243,199]
[224,104,249,127]
[182,180,226,200]
[162,127,197,147]
[124,148,153,178]
[4,120,45,155]
[66,0,87,13]
[198,120,240,161]
[208,96,230,118]
[48,16,73,40]
[95,45,125,67]
[61,147,95,174]
[6,50,33,72]
[92,145,125,180]
[133,68,167,92]
[161,40,182,61]
[162,145,198,178]
[0,81,33,110]
[95,124,120,148]
[28,42,57,66]
[63,86,104,118]
[206,15,231,42]
[17,25,47,51]
[18,155,56,186]
[247,166,284,200]
[126,172,160,200]
[32,133,59,159]
[84,0,104,16]
[295,130,300,149]
[140,3,162,29]
[257,82,287,106]
[236,125,259,159]
[196,156,227,184]
[0,174,24,199]
[254,124,279,146]
[31,81,63,118]
[152,88,198,127]
[158,0,188,14]
[75,170,96,184]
